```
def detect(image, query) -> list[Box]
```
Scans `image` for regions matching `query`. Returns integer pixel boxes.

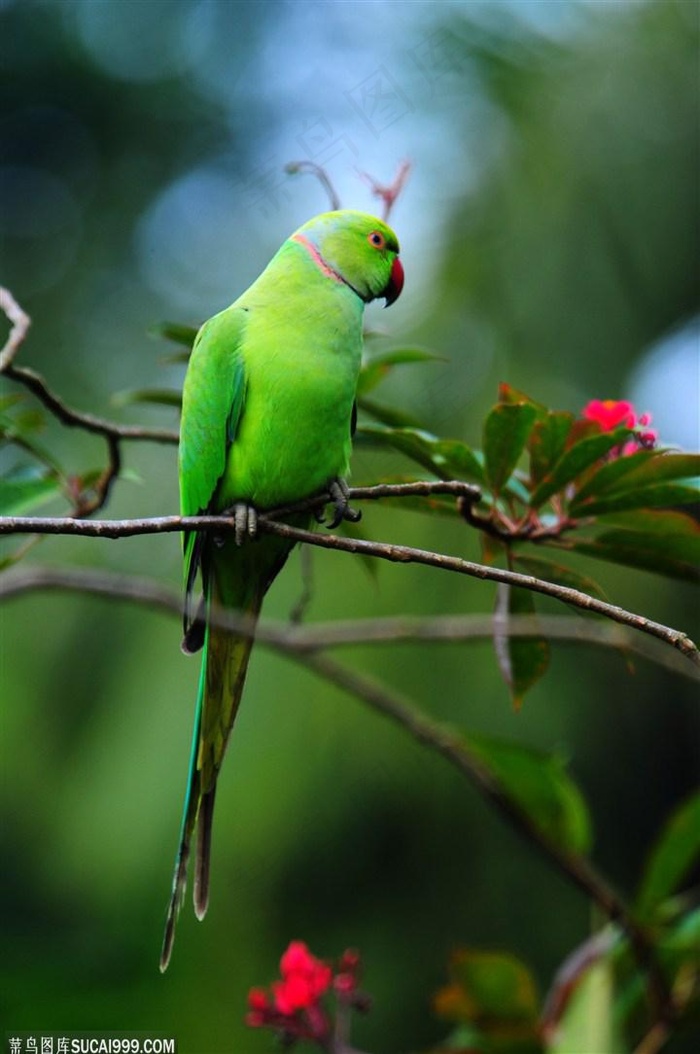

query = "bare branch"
[283,159,411,221]
[0,286,31,371]
[1,286,177,516]
[1,361,178,445]
[0,481,479,540]
[2,564,698,681]
[285,161,342,211]
[1,488,698,666]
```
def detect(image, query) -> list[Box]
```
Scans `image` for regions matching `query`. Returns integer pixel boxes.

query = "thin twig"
[0,286,31,371]
[1,287,177,517]
[358,161,411,221]
[285,161,342,211]
[1,362,178,445]
[1,496,698,666]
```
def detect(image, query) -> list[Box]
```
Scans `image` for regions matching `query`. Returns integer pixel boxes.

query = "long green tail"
[159,595,259,972]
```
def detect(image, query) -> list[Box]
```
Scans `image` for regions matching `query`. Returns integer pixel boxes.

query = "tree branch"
[1,361,178,445]
[2,564,697,681]
[1,491,696,667]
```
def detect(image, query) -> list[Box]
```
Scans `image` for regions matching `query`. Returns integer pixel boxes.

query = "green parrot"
[160,209,403,970]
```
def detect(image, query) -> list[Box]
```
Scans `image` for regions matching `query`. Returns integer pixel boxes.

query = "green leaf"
[436,439,488,485]
[356,395,422,429]
[636,791,700,919]
[569,448,700,515]
[609,452,700,489]
[528,411,574,486]
[572,449,661,503]
[466,734,593,854]
[661,905,700,957]
[483,402,539,493]
[357,346,441,395]
[151,321,199,348]
[570,482,699,517]
[530,429,631,507]
[493,584,550,708]
[112,388,183,409]
[357,426,486,484]
[0,469,63,515]
[594,509,700,535]
[569,513,700,582]
[434,948,541,1046]
[0,413,64,474]
[497,383,546,413]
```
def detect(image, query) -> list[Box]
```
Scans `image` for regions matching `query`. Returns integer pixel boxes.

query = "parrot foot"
[232,502,258,546]
[320,478,362,530]
[218,502,259,546]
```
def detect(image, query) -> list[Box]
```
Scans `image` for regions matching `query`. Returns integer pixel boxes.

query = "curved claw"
[326,478,362,530]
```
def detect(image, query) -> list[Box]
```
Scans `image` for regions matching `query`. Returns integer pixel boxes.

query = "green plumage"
[160,210,402,970]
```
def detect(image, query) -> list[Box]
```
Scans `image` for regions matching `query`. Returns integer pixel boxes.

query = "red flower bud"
[247,987,269,1011]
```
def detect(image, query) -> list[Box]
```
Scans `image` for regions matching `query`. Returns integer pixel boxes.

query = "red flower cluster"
[246,941,366,1046]
[582,399,657,455]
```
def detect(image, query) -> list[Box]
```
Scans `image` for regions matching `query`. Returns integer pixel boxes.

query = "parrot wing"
[179,308,248,637]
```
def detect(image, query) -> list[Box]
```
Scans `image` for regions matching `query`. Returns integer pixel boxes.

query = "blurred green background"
[1,1,698,1050]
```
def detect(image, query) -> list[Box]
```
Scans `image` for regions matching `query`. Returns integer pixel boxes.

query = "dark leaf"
[636,791,700,919]
[529,428,636,508]
[528,412,575,486]
[493,583,550,708]
[483,402,539,493]
[466,734,593,854]
[570,482,699,518]
[434,947,540,1031]
[567,510,700,581]
[573,449,661,503]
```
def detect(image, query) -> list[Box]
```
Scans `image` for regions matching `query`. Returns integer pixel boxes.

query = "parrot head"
[293,210,404,307]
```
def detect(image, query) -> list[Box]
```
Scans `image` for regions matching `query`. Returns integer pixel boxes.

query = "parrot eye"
[368,231,386,250]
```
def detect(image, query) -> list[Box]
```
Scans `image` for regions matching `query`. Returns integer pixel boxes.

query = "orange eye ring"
[368,230,386,250]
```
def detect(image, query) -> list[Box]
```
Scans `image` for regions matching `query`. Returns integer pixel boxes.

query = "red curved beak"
[384,256,404,307]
